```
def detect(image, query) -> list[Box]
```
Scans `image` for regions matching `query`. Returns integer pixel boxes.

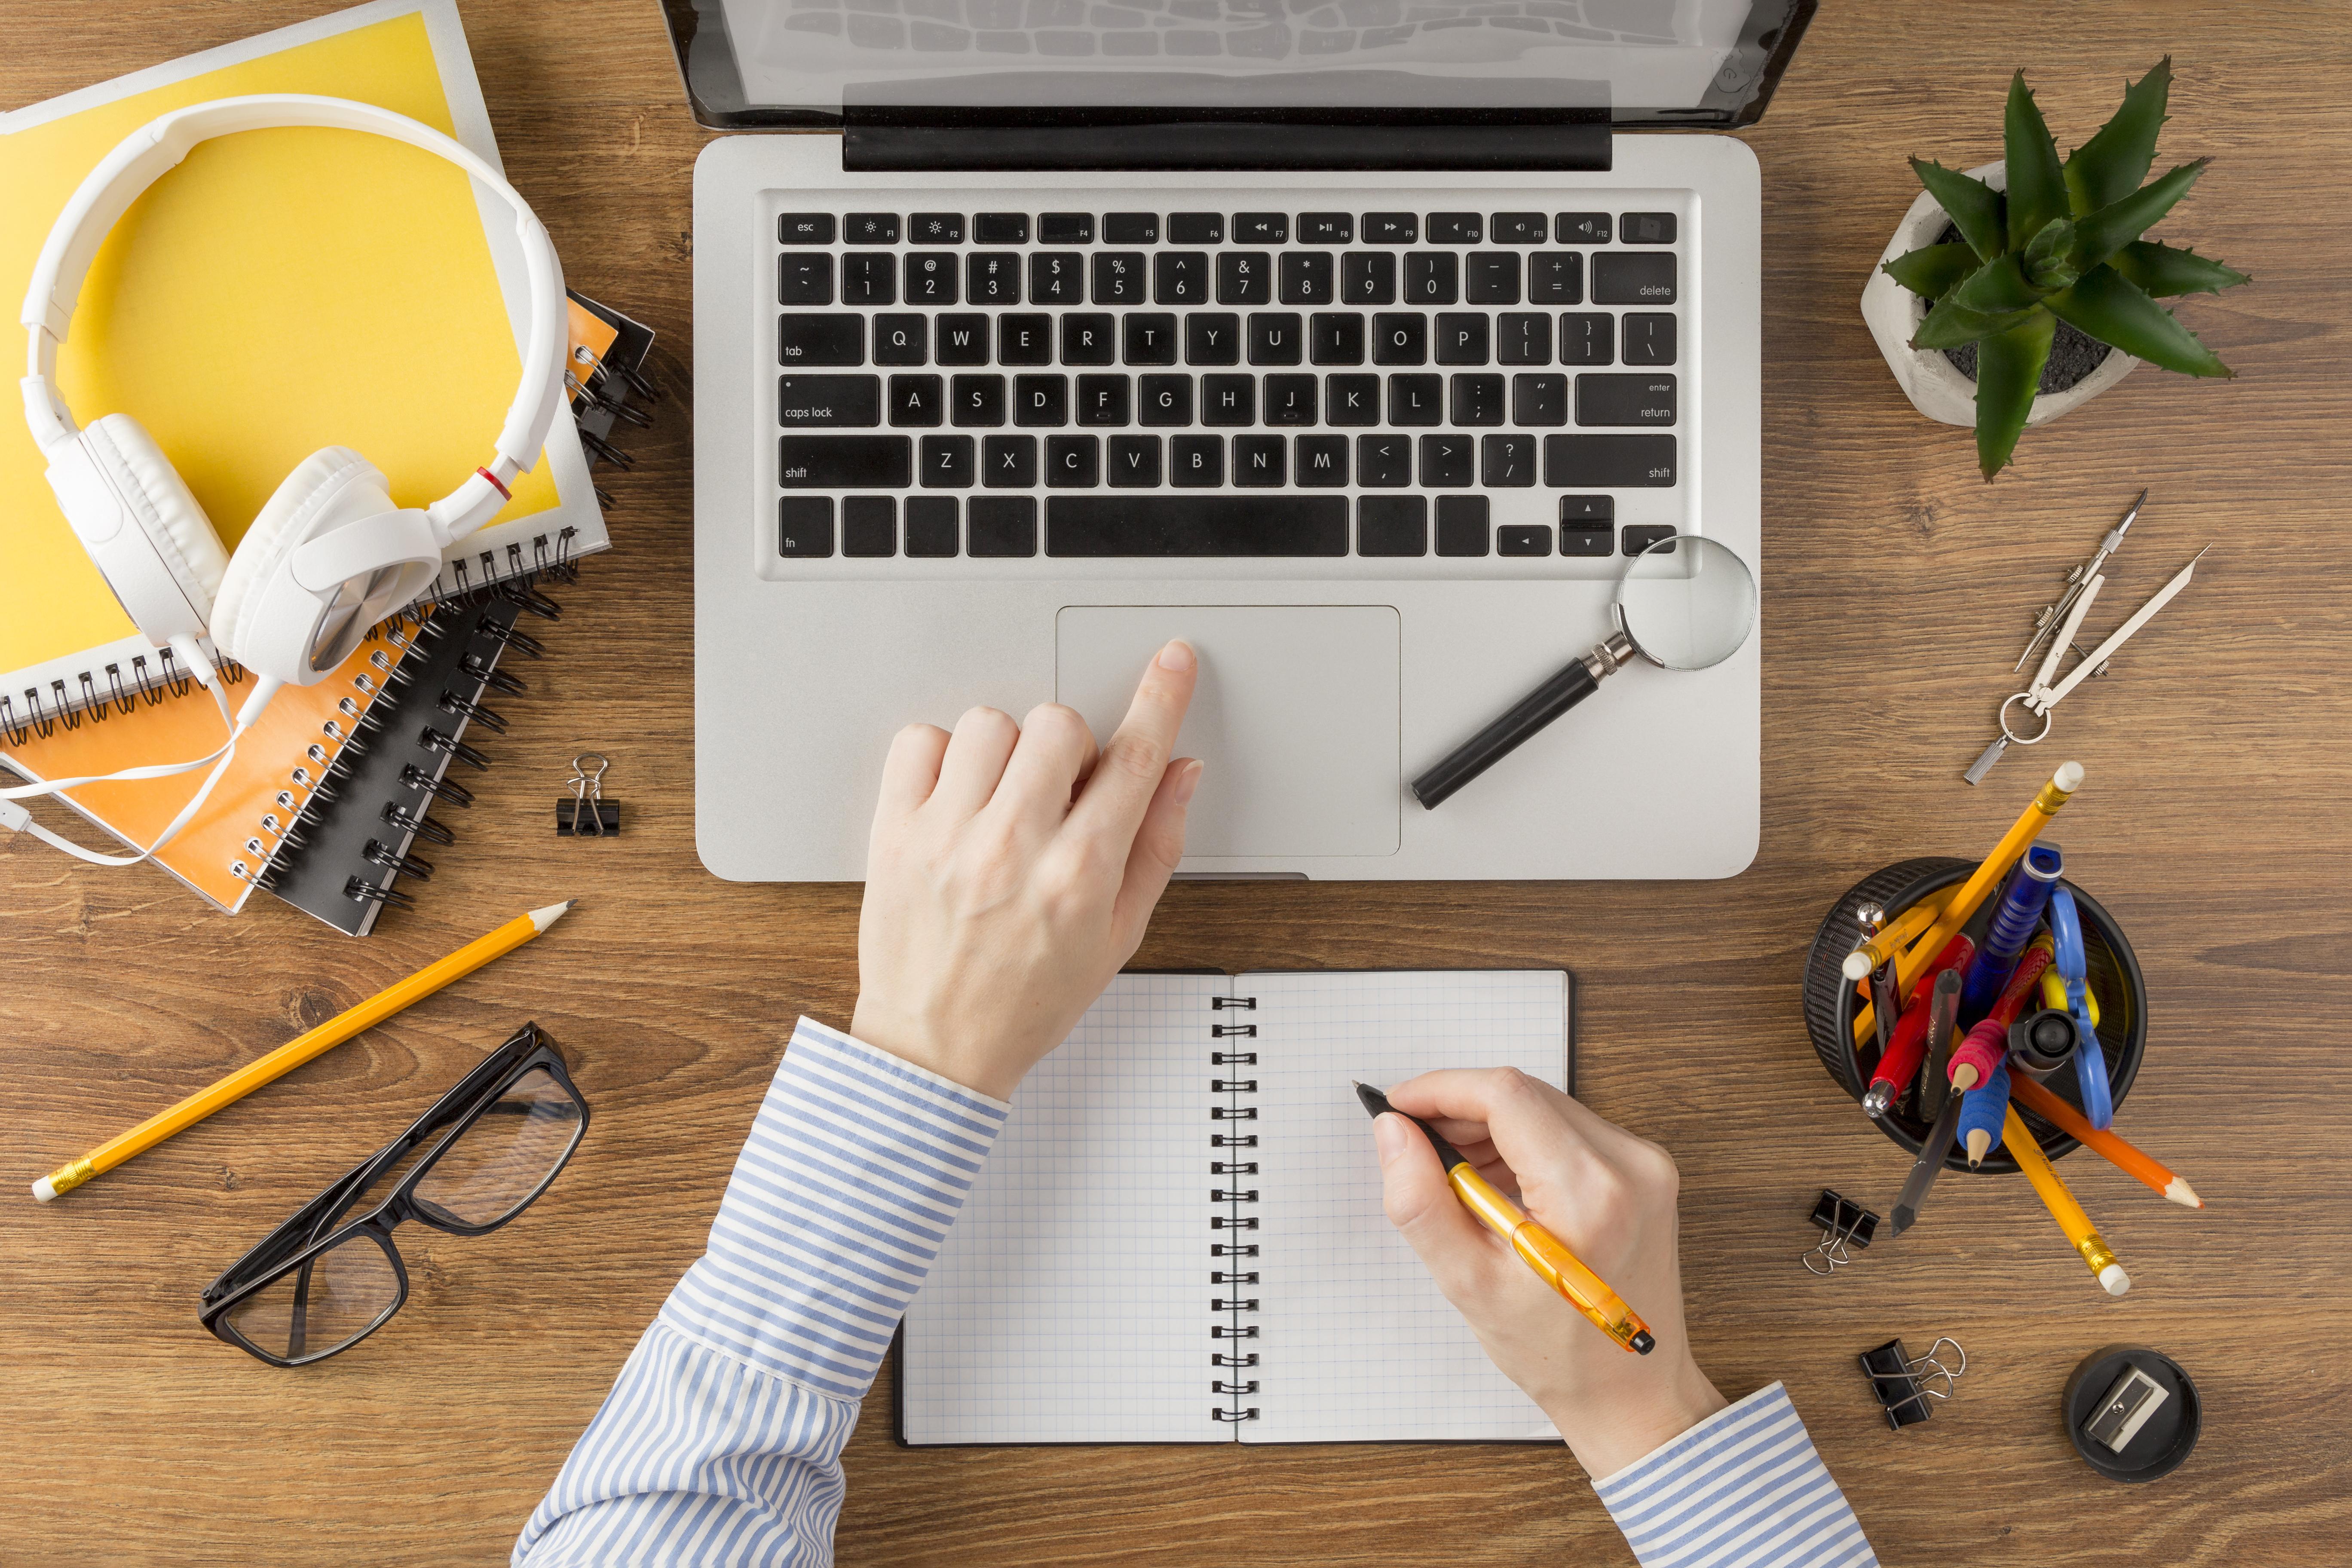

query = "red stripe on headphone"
[476,466,511,500]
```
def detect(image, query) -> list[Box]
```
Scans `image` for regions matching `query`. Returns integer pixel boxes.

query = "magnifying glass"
[1411,534,1759,809]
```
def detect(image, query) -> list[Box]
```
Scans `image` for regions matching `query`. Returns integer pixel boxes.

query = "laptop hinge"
[842,108,1611,174]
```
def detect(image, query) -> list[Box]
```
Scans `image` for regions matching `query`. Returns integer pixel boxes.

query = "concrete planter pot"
[1860,159,2138,429]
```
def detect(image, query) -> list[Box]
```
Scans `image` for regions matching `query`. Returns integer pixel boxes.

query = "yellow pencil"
[2003,1104,2130,1297]
[1841,894,1948,980]
[31,901,574,1201]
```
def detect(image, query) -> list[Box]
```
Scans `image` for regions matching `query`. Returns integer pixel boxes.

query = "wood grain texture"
[4,3,2349,1563]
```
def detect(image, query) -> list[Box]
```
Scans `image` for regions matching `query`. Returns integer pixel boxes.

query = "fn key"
[779,497,834,557]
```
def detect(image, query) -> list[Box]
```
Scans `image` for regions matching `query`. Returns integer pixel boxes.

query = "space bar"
[1047,496,1350,557]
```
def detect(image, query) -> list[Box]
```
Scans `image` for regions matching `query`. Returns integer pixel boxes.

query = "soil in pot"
[1930,221,2113,395]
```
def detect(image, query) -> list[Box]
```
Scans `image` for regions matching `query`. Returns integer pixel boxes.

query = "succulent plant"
[1885,59,2250,480]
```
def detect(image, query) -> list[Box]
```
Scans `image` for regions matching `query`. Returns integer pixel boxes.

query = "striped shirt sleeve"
[1590,1383,1877,1568]
[514,1017,1010,1567]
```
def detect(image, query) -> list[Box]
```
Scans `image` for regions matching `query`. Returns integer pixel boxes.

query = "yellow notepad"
[0,0,602,727]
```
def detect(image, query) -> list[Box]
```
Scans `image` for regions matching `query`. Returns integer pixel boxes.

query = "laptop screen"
[661,0,1811,125]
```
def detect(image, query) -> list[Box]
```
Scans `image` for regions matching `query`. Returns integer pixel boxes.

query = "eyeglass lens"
[223,1232,401,1362]
[412,1066,582,1228]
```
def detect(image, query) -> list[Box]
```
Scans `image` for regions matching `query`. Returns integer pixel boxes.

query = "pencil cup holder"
[1801,856,2150,1175]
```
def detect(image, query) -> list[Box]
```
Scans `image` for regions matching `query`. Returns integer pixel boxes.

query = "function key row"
[781,211,1678,248]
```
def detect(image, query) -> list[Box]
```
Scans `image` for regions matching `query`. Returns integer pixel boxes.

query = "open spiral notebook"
[900,968,1572,1445]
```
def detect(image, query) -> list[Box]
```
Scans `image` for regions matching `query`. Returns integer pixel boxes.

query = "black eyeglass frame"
[198,1021,588,1367]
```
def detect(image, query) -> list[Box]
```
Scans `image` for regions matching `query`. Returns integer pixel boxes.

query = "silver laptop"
[676,0,1809,881]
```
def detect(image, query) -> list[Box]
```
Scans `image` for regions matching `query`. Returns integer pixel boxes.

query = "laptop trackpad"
[1055,606,1400,859]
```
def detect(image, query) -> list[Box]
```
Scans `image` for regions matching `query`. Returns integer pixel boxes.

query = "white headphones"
[3,95,568,868]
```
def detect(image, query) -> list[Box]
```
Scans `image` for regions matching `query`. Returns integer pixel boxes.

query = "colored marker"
[1863,934,1975,1118]
[1957,843,2064,1019]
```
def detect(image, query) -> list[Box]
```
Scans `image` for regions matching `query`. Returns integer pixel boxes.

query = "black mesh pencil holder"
[1801,857,2150,1175]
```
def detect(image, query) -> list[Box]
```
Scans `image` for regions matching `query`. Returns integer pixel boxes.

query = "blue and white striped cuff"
[1592,1383,1878,1568]
[656,1017,1011,1402]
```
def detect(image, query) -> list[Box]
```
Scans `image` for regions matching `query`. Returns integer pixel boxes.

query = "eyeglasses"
[199,1022,587,1366]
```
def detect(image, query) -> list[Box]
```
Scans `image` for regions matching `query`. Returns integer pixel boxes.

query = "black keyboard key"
[1246,312,1303,365]
[1544,434,1678,487]
[842,496,895,557]
[1482,433,1537,487]
[1500,524,1552,557]
[1106,435,1161,487]
[1040,212,1094,244]
[1233,434,1286,487]
[1560,312,1615,366]
[1359,495,1427,556]
[1326,374,1380,426]
[974,212,1029,244]
[1186,313,1241,365]
[875,313,929,365]
[1623,312,1678,367]
[910,212,964,244]
[1436,494,1489,557]
[1047,494,1348,557]
[906,496,959,555]
[1262,374,1317,426]
[889,373,944,426]
[1076,374,1130,425]
[1299,212,1353,244]
[952,374,1006,426]
[970,496,1037,556]
[1496,312,1551,366]
[1528,252,1583,305]
[1357,433,1411,486]
[1465,252,1519,305]
[1139,374,1193,426]
[1577,373,1677,427]
[1513,373,1568,426]
[1556,211,1611,245]
[1296,434,1348,486]
[1592,252,1677,305]
[1170,212,1225,244]
[1218,252,1273,305]
[904,251,958,305]
[1234,212,1288,243]
[1200,374,1255,426]
[778,435,910,488]
[769,310,859,369]
[1341,252,1396,305]
[1093,251,1147,305]
[1030,251,1084,304]
[779,497,833,557]
[1104,212,1160,244]
[1435,313,1489,365]
[1403,252,1457,304]
[1419,433,1473,487]
[983,435,1038,487]
[845,213,900,244]
[1560,495,1615,524]
[778,373,880,427]
[1562,525,1614,557]
[1014,374,1069,426]
[779,213,835,245]
[1170,434,1223,487]
[968,251,1022,303]
[1046,434,1099,487]
[1311,312,1366,365]
[922,434,977,487]
[1124,313,1179,365]
[778,252,833,305]
[1372,312,1427,365]
[937,313,990,365]
[1492,212,1545,245]
[999,314,1054,365]
[1621,211,1677,245]
[1623,524,1677,556]
[1062,313,1116,365]
[1363,212,1418,244]
[1156,252,1210,305]
[1388,374,1442,426]
[1279,251,1335,305]
[1427,212,1481,244]
[841,253,896,306]
[1449,373,1504,425]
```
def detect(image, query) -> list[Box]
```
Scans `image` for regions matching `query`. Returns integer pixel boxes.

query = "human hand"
[1374,1069,1727,1479]
[851,643,1201,1099]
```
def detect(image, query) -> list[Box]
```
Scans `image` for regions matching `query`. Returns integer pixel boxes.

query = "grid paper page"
[1243,970,1568,1443]
[902,974,1225,1443]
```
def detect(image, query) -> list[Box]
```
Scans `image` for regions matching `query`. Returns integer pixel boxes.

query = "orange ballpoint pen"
[1357,1082,1654,1354]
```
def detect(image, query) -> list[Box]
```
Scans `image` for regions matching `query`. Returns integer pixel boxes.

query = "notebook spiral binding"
[1,648,248,746]
[1210,992,1263,1424]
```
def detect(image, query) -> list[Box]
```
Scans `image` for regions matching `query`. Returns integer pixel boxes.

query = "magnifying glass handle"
[1411,632,1634,809]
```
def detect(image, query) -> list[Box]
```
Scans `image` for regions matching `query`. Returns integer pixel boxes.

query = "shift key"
[778,435,912,488]
[779,374,882,426]
[779,312,866,365]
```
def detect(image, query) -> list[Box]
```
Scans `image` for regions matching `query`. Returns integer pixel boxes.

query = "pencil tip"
[529,899,576,931]
[2166,1178,2203,1209]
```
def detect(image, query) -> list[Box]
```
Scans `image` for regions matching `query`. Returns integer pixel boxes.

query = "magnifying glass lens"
[1616,535,1757,672]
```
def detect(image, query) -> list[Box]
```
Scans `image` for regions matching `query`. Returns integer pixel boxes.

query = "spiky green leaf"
[2023,219,2081,289]
[1913,294,2041,349]
[2005,72,2070,248]
[2065,58,2172,216]
[2043,263,2234,377]
[1883,242,1981,300]
[2107,239,2250,297]
[1951,253,2046,315]
[2070,159,2209,272]
[1974,310,2056,480]
[1911,159,2007,263]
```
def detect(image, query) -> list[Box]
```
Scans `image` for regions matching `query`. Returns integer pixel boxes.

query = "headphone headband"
[20,94,568,545]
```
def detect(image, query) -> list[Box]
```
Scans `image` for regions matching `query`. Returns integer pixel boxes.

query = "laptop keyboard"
[769,202,1685,562]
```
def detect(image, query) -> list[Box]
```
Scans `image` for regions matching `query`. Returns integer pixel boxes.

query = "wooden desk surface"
[6,3,2349,1562]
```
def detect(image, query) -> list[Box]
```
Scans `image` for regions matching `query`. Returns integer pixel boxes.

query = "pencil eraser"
[1842,951,1871,981]
[30,1176,57,1203]
[2098,1263,2132,1296]
[2055,761,2085,791]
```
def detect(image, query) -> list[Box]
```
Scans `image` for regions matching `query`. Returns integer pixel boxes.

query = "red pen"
[1862,933,1975,1118]
[1948,937,2056,1092]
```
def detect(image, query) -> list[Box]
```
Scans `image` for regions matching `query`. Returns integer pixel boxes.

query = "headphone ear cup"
[80,413,230,619]
[212,446,387,670]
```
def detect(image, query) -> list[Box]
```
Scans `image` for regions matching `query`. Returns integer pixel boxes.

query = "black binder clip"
[1801,1189,1879,1276]
[1860,1336,1968,1430]
[559,753,620,836]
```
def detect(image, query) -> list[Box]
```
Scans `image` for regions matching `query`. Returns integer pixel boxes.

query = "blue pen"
[1956,843,2064,1021]
[2047,888,2113,1128]
[1957,1056,2012,1168]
